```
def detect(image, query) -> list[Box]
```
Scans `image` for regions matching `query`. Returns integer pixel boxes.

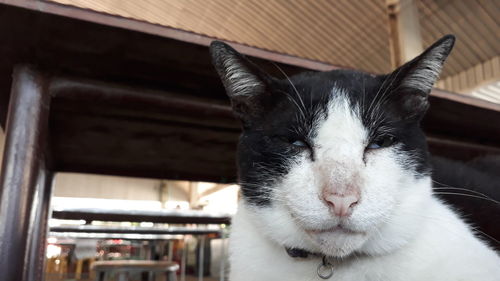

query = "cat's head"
[210,35,455,257]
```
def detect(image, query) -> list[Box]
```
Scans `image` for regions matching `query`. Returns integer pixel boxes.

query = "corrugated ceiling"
[49,0,499,96]
[418,0,499,77]
[48,0,393,73]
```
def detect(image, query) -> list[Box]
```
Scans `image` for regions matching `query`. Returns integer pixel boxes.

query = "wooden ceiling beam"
[199,184,231,198]
[188,182,199,209]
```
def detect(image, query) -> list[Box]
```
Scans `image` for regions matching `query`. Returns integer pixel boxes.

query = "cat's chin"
[305,227,368,258]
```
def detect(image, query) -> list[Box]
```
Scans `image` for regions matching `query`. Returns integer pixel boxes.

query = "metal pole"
[180,237,187,281]
[167,240,174,262]
[0,65,51,281]
[198,236,205,281]
[219,230,226,281]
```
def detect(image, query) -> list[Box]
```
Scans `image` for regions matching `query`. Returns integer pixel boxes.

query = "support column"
[386,0,423,67]
[0,65,52,281]
[25,168,54,281]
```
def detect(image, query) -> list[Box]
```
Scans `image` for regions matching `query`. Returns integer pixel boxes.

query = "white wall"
[54,173,163,201]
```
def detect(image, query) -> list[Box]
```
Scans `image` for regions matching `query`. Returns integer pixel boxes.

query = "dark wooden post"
[25,167,54,281]
[0,65,52,281]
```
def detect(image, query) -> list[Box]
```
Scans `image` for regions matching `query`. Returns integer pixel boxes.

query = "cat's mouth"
[304,225,368,258]
[289,209,365,236]
[305,225,365,236]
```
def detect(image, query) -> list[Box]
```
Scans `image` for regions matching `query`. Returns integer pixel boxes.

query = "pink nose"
[323,194,359,217]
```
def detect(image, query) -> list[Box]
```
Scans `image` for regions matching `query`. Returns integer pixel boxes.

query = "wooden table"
[92,260,179,281]
[50,223,226,281]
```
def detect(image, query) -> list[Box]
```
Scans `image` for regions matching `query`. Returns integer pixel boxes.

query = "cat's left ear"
[210,41,272,125]
[385,35,455,118]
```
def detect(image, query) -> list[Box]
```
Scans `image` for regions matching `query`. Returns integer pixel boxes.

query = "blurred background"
[0,0,498,281]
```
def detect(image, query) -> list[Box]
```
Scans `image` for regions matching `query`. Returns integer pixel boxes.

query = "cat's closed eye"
[367,135,396,150]
[273,136,310,149]
[291,140,308,148]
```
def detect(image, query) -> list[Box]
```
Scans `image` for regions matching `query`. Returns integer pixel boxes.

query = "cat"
[210,35,500,281]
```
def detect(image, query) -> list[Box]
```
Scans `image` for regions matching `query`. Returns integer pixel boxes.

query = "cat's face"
[211,36,454,257]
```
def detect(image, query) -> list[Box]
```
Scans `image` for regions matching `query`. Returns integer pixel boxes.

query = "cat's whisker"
[432,186,494,201]
[277,89,307,121]
[359,76,366,118]
[399,210,500,246]
[273,63,307,113]
[366,67,404,136]
[433,192,500,205]
[432,180,497,201]
[366,74,390,116]
[471,228,500,245]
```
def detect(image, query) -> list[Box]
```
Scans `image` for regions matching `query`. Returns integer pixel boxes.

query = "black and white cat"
[210,35,500,281]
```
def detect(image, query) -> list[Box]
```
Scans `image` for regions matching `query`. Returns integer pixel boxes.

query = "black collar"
[285,247,322,258]
[286,247,336,279]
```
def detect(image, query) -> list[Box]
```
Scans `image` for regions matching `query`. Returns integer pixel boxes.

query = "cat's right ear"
[210,41,271,124]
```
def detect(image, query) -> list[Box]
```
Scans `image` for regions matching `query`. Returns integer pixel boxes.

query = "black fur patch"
[431,156,500,250]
